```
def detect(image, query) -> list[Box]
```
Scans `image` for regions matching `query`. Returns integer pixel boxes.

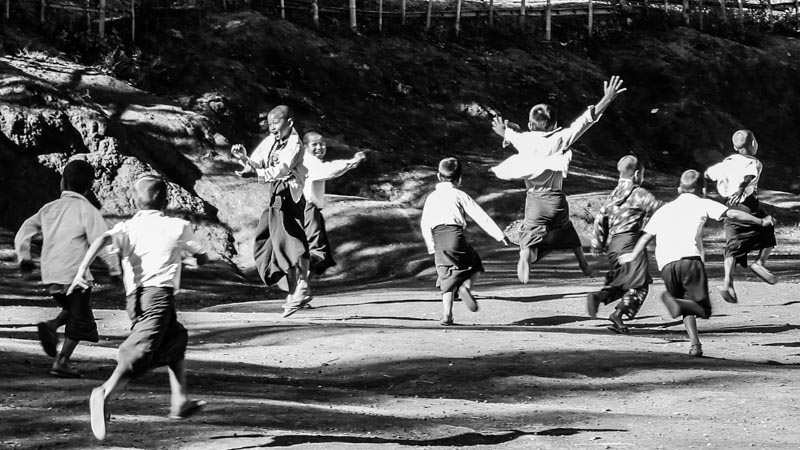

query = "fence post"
[349,0,356,32]
[425,0,432,31]
[99,0,106,38]
[280,0,285,19]
[738,0,743,32]
[378,0,383,31]
[698,0,703,29]
[131,0,135,42]
[5,0,9,20]
[545,0,552,41]
[40,0,45,24]
[455,0,462,36]
[718,0,727,24]
[489,0,494,26]
[401,0,406,25]
[312,0,319,26]
[519,0,526,28]
[664,0,668,16]
[682,0,689,25]
[767,0,773,30]
[588,0,593,37]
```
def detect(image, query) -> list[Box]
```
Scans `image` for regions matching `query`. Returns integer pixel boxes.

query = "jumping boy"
[14,159,119,378]
[231,105,311,318]
[420,157,511,325]
[490,76,627,284]
[705,129,777,304]
[68,174,208,440]
[302,131,366,281]
[619,170,773,357]
[588,155,661,333]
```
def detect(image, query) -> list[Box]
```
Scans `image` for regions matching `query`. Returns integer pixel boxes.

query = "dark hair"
[528,104,558,131]
[62,160,95,194]
[679,169,704,195]
[438,157,462,182]
[133,174,168,211]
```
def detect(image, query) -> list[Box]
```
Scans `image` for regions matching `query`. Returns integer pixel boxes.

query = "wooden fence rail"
[4,0,799,41]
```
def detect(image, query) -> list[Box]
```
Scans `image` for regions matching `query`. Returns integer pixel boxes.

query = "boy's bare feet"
[517,249,531,284]
[749,262,776,285]
[439,316,454,326]
[50,359,82,378]
[586,292,602,318]
[458,286,478,312]
[168,399,207,420]
[718,286,738,304]
[689,344,703,357]
[90,386,107,440]
[606,310,629,334]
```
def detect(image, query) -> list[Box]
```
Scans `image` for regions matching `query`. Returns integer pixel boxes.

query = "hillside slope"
[2,13,799,286]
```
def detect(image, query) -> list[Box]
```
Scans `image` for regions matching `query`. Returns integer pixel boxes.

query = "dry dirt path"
[2,243,800,449]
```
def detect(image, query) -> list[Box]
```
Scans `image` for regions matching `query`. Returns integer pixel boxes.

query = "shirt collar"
[133,209,164,218]
[435,181,456,190]
[60,190,89,201]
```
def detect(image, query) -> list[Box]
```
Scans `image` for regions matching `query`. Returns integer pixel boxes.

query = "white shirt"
[705,153,761,199]
[303,152,359,208]
[643,193,728,270]
[247,129,307,203]
[492,106,601,191]
[14,191,118,285]
[420,182,506,254]
[106,210,206,295]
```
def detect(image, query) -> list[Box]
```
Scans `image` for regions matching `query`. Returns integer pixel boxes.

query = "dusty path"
[2,242,800,449]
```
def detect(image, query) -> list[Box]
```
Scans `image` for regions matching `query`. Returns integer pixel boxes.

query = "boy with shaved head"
[588,155,661,333]
[15,159,120,378]
[301,131,365,283]
[69,174,208,440]
[231,105,312,318]
[705,129,777,304]
[620,170,773,357]
[490,76,627,284]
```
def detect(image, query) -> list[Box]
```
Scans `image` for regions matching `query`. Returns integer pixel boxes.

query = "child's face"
[267,112,293,139]
[306,136,327,159]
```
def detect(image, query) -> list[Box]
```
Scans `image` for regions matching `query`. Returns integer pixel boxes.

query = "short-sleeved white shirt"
[643,193,728,270]
[107,210,206,295]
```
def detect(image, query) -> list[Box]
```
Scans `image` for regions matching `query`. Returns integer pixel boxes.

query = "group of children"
[12,77,779,440]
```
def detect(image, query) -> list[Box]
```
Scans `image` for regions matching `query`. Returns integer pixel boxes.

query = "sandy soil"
[2,222,800,450]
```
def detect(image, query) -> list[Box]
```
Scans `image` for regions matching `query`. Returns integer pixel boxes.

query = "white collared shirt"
[420,182,506,254]
[705,153,761,199]
[643,193,728,270]
[15,191,118,285]
[493,106,600,191]
[302,152,359,208]
[248,128,308,203]
[106,210,206,295]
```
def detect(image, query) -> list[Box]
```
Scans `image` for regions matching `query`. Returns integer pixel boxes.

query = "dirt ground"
[2,223,800,450]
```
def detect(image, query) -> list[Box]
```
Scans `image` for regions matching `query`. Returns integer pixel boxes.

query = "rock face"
[0,55,235,260]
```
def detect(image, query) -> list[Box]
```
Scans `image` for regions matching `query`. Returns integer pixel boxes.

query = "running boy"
[619,170,773,357]
[490,76,627,284]
[302,131,366,279]
[420,157,511,325]
[705,129,777,304]
[231,105,311,318]
[588,155,661,333]
[68,174,208,440]
[14,159,119,378]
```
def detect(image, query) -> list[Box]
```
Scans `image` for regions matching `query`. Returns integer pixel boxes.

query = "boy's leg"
[283,257,313,318]
[51,339,81,378]
[573,247,594,277]
[441,292,454,325]
[750,247,776,284]
[720,255,738,303]
[166,358,205,419]
[458,273,479,313]
[91,365,132,440]
[683,315,703,357]
[517,247,532,284]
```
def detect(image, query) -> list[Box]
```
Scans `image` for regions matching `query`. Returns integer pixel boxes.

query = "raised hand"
[491,116,507,138]
[231,144,248,164]
[603,75,627,101]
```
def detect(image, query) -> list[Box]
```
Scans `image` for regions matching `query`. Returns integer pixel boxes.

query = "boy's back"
[110,210,203,294]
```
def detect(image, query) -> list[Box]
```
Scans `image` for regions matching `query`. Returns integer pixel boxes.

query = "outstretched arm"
[67,233,113,295]
[726,209,773,227]
[593,75,627,117]
[618,232,654,265]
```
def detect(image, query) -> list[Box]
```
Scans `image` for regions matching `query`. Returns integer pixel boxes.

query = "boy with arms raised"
[619,170,773,357]
[705,129,777,303]
[420,157,510,325]
[68,175,208,440]
[15,159,119,378]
